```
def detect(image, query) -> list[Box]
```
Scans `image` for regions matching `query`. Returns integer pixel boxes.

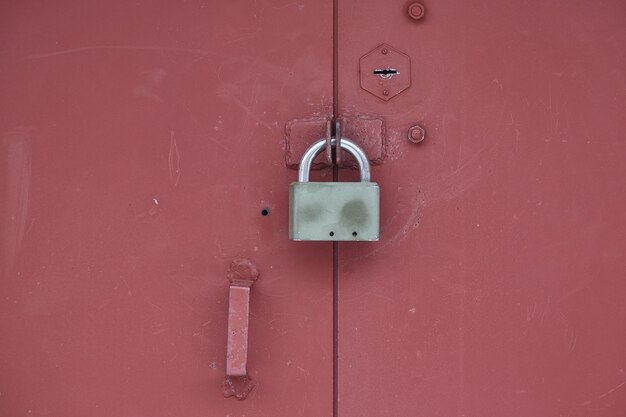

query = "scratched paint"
[0,127,33,276]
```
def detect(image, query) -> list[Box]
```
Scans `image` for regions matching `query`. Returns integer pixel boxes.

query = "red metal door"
[0,1,333,416]
[336,1,626,416]
[3,1,626,416]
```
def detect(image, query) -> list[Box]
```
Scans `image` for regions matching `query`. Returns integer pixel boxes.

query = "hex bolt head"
[408,2,425,20]
[408,124,425,143]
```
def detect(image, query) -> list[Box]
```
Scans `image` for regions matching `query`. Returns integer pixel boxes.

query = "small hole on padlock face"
[329,231,335,237]
[261,208,269,216]
[352,232,358,237]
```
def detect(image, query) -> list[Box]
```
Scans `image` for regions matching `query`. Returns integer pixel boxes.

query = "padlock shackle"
[298,137,371,183]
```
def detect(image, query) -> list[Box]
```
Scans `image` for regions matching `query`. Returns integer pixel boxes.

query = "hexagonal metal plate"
[359,44,411,101]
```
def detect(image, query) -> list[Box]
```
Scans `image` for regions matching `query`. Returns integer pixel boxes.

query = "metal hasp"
[360,43,411,101]
[289,138,380,241]
[284,116,386,170]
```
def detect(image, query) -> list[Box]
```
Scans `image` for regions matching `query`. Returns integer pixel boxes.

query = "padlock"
[289,137,380,241]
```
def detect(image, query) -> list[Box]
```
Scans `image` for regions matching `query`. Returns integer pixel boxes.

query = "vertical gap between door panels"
[332,0,339,416]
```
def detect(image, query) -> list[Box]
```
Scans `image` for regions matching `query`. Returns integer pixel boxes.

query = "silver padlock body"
[289,182,380,241]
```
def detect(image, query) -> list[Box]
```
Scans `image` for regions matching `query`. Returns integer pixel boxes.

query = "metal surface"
[2,0,625,415]
[298,138,371,182]
[334,120,342,165]
[0,1,333,415]
[325,119,333,165]
[289,182,380,241]
[338,0,626,416]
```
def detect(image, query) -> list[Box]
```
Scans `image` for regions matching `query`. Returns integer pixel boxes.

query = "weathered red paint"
[1,0,625,415]
[338,0,626,416]
[0,1,333,416]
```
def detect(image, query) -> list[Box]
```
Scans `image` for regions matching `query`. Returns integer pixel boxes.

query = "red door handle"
[226,274,257,377]
[223,258,259,400]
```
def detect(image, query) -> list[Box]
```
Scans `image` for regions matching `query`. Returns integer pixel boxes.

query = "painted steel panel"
[337,1,626,416]
[0,1,333,416]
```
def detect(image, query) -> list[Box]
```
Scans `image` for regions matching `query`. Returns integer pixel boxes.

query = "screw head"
[408,2,425,20]
[408,124,425,143]
[382,90,389,96]
[381,48,388,55]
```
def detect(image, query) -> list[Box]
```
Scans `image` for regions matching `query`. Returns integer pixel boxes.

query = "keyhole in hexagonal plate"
[373,68,399,79]
[360,44,411,101]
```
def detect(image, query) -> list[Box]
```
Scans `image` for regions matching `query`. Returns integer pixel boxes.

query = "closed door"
[2,1,625,417]
[336,1,626,416]
[1,1,333,416]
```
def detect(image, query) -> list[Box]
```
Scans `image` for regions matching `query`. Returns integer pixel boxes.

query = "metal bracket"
[285,115,386,170]
[335,120,342,165]
[325,119,333,166]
